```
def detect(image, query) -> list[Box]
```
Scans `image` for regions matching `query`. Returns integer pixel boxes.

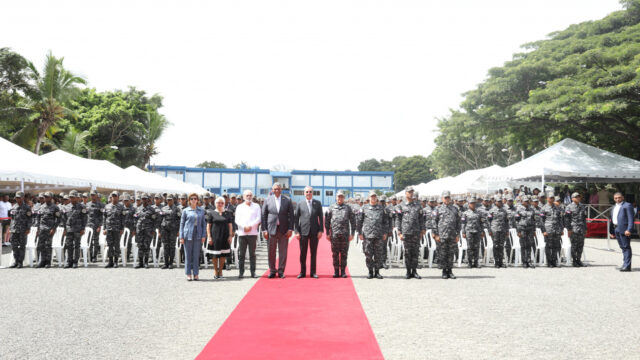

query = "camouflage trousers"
[64,232,82,264]
[161,229,178,261]
[544,233,561,264]
[37,230,53,264]
[89,226,101,260]
[10,232,27,264]
[519,229,535,264]
[570,232,585,262]
[330,234,349,270]
[465,231,482,264]
[403,234,420,270]
[438,236,456,270]
[136,229,153,258]
[364,236,384,270]
[105,230,120,259]
[492,231,507,263]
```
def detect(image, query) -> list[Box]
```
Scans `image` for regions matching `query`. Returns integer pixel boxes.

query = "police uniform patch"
[26,211,32,216]
[82,209,87,214]
[55,212,61,217]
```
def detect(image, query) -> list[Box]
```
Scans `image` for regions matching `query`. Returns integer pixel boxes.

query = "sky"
[1,0,624,171]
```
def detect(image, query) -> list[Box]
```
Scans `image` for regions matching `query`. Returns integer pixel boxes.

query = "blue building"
[149,166,395,206]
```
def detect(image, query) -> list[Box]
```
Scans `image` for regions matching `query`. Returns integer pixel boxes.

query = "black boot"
[168,256,174,269]
[405,268,412,279]
[333,267,340,278]
[144,256,150,269]
[64,250,72,268]
[375,269,383,279]
[135,256,144,269]
[442,269,448,279]
[412,269,421,279]
[448,269,456,279]
[367,268,374,279]
[113,256,118,268]
[161,257,169,269]
[340,267,347,278]
[529,262,535,269]
[105,257,114,268]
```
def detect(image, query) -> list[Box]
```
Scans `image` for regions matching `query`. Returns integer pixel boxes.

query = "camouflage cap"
[505,194,514,201]
[122,193,131,201]
[546,192,555,198]
[69,190,79,198]
[482,194,491,201]
[531,195,539,202]
[405,186,415,193]
[522,195,531,202]
[44,191,54,198]
[203,193,210,199]
[154,193,162,199]
[63,195,69,200]
[428,195,438,202]
[166,194,174,200]
[389,195,396,201]
[59,192,65,198]
[90,190,99,196]
[110,191,119,197]
[442,190,451,197]
[179,193,187,199]
[230,194,237,198]
[37,192,44,198]
[494,194,503,201]
[15,191,24,198]
[571,192,581,198]
[380,195,387,201]
[368,190,377,197]
[467,197,477,203]
[82,192,89,198]
[336,190,345,197]
[140,193,149,199]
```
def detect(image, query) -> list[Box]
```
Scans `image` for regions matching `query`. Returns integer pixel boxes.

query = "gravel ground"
[0,245,269,360]
[2,238,639,360]
[350,238,640,360]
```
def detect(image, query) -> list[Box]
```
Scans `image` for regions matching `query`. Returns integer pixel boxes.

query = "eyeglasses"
[305,191,312,193]
[190,198,198,201]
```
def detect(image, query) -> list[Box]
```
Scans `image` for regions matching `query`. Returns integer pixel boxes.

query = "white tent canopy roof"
[487,138,640,183]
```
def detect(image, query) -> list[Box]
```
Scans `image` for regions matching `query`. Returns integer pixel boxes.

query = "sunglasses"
[190,197,198,201]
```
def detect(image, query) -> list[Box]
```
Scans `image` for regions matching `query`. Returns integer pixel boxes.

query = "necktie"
[308,200,312,213]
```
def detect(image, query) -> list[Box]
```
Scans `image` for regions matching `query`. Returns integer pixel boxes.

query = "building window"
[337,176,351,187]
[325,190,334,197]
[293,190,305,196]
[310,175,323,187]
[324,176,335,187]
[353,176,370,187]
[313,190,321,196]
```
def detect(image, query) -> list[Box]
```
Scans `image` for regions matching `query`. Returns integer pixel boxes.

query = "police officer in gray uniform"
[64,190,87,268]
[8,191,32,268]
[430,190,461,279]
[395,186,426,279]
[487,194,509,268]
[461,197,487,268]
[86,190,104,262]
[357,191,389,279]
[134,193,157,269]
[564,192,587,267]
[35,192,61,268]
[540,192,563,268]
[102,191,124,268]
[121,193,136,261]
[515,195,536,268]
[504,193,516,262]
[325,190,356,278]
[160,194,181,269]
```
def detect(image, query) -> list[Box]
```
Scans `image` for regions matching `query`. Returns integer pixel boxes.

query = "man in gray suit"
[262,182,295,278]
[294,186,324,279]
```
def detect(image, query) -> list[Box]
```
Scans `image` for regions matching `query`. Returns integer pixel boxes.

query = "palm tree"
[15,51,86,154]
[141,110,169,168]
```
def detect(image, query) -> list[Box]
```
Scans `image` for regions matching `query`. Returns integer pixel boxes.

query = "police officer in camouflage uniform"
[8,191,32,268]
[122,193,136,261]
[32,193,44,261]
[64,190,87,268]
[430,190,461,279]
[564,192,587,267]
[515,195,536,268]
[35,192,61,268]
[325,190,356,278]
[134,193,157,268]
[395,186,426,279]
[531,195,544,230]
[461,197,487,268]
[86,190,104,262]
[487,194,509,268]
[540,192,562,268]
[151,193,165,259]
[102,191,124,268]
[379,195,393,269]
[504,193,516,262]
[357,191,388,279]
[160,194,181,269]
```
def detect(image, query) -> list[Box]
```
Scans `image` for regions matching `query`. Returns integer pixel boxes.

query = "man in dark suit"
[294,186,324,278]
[261,183,294,278]
[609,192,634,272]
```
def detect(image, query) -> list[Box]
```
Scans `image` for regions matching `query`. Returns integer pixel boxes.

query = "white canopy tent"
[484,138,640,186]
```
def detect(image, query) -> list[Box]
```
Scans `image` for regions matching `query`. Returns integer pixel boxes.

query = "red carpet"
[196,234,383,360]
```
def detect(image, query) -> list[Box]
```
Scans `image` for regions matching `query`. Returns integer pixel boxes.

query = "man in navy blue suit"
[609,192,634,272]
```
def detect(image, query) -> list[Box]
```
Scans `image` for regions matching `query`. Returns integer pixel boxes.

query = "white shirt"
[0,201,9,218]
[235,201,262,236]
[307,199,312,213]
[274,195,281,225]
[612,203,621,225]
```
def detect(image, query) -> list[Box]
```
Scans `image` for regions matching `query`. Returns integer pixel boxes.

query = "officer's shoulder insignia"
[26,211,32,216]
[55,212,61,217]
[152,215,157,219]
[82,209,87,214]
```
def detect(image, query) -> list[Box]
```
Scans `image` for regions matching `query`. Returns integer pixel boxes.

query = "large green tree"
[197,160,227,168]
[358,155,434,191]
[432,0,640,176]
[0,48,36,142]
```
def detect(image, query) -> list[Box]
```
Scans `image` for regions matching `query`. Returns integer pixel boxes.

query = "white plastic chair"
[150,229,160,268]
[79,227,94,267]
[132,234,139,267]
[175,235,182,267]
[99,230,108,265]
[51,226,66,267]
[119,228,131,267]
[561,228,572,265]
[483,229,494,265]
[535,228,547,265]
[25,226,39,267]
[508,228,522,266]
[419,233,427,267]
[426,230,437,268]
[457,230,468,267]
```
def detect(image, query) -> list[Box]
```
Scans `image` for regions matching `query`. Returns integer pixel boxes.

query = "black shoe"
[105,260,114,268]
[368,269,374,279]
[17,262,23,268]
[169,264,174,269]
[577,260,585,267]
[620,267,631,272]
[333,268,340,278]
[529,263,535,269]
[251,272,257,278]
[467,261,473,268]
[442,270,448,279]
[44,264,51,268]
[72,263,78,268]
[297,273,306,279]
[268,273,276,278]
[9,262,19,268]
[64,263,72,269]
[572,261,579,267]
[405,269,412,279]
[448,269,456,279]
[341,273,348,278]
[113,261,118,268]
[238,272,244,279]
[278,273,285,279]
[135,257,144,269]
[36,260,45,268]
[375,269,383,279]
[144,257,149,269]
[412,269,421,279]
[311,274,319,279]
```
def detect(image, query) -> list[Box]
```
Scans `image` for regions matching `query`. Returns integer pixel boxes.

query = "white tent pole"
[541,169,545,192]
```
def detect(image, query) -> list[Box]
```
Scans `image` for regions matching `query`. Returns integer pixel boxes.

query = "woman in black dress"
[206,197,234,279]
